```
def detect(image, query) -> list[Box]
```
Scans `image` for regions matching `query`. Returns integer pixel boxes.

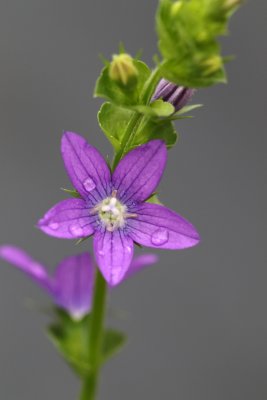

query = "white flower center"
[92,191,137,232]
[98,196,127,232]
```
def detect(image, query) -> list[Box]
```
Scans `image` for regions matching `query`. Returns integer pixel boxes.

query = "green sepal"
[47,308,127,378]
[61,188,81,198]
[94,59,151,106]
[156,0,241,87]
[98,102,177,151]
[146,193,163,205]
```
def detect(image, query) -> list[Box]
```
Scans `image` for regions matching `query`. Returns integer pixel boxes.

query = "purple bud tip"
[151,78,196,112]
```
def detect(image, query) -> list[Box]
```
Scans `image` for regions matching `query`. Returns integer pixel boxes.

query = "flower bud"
[109,54,138,86]
[151,79,195,112]
[224,0,242,12]
[202,55,223,75]
[171,1,183,17]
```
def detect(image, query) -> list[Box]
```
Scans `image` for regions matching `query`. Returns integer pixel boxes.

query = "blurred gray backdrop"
[0,1,266,399]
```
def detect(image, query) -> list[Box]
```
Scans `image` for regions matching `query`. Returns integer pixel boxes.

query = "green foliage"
[61,188,81,198]
[94,59,151,106]
[98,102,177,152]
[47,308,126,378]
[156,0,241,87]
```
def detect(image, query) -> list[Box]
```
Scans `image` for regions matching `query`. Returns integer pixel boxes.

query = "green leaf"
[134,99,175,117]
[94,59,151,106]
[175,104,203,115]
[156,0,241,87]
[47,308,127,378]
[98,102,133,151]
[47,311,91,377]
[98,102,177,151]
[134,117,178,149]
[102,329,127,362]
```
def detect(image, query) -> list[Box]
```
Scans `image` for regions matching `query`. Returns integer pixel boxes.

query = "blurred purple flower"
[0,245,158,319]
[151,78,195,112]
[38,132,200,286]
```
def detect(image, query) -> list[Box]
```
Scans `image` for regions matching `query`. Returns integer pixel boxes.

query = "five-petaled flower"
[38,132,200,286]
[0,245,158,319]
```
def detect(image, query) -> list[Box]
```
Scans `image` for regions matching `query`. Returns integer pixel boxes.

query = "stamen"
[125,213,137,219]
[112,189,117,198]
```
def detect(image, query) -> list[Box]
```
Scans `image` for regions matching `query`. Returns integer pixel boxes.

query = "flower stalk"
[80,68,166,397]
[80,270,107,400]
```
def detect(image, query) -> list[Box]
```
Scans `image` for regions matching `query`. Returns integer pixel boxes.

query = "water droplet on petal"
[126,245,132,253]
[98,250,104,256]
[151,228,169,246]
[83,178,96,192]
[49,222,59,230]
[69,223,83,236]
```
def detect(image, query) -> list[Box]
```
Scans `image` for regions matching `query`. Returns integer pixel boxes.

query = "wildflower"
[38,132,200,285]
[151,78,195,112]
[0,245,158,318]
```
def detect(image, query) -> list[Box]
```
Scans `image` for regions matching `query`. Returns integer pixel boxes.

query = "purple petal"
[0,245,52,292]
[93,230,134,286]
[61,131,112,201]
[53,253,95,320]
[112,140,167,204]
[38,198,94,239]
[124,254,159,280]
[128,203,200,249]
[152,79,195,112]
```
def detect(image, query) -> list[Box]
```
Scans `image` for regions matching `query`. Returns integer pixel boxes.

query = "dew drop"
[83,178,96,192]
[126,245,132,253]
[49,222,59,230]
[151,228,169,246]
[69,223,83,236]
[98,250,104,256]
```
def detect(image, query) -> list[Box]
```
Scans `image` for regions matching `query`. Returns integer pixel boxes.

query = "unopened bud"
[224,0,242,11]
[171,1,183,17]
[151,79,195,112]
[109,54,138,86]
[202,55,223,75]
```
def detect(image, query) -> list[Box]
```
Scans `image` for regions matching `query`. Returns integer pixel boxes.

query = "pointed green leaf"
[102,329,127,362]
[146,193,163,205]
[61,188,81,198]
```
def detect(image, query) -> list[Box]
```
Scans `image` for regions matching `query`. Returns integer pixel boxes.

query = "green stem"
[79,65,162,400]
[80,270,107,400]
[113,66,162,168]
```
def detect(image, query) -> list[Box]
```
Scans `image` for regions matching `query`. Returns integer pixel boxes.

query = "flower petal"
[38,198,94,239]
[112,140,167,203]
[53,253,95,320]
[0,245,52,292]
[94,230,134,286]
[125,254,159,280]
[128,203,200,249]
[61,131,111,201]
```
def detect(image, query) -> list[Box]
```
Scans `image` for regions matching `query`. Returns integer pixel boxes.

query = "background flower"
[0,246,158,318]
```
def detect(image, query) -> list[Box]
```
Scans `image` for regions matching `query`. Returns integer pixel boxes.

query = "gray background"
[0,1,266,399]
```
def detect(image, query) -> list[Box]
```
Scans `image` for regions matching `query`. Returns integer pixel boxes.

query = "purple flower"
[151,78,195,112]
[38,132,200,286]
[0,245,158,319]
